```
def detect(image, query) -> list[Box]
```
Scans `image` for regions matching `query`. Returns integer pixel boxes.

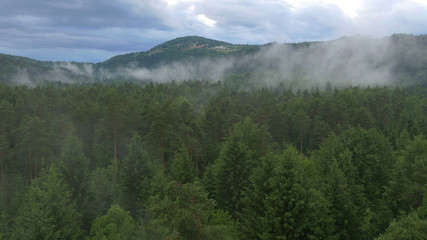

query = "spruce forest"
[1,35,427,239]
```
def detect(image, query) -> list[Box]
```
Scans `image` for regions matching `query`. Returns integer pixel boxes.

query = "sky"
[1,0,427,63]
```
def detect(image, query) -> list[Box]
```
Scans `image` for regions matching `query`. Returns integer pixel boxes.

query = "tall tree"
[11,165,81,240]
[314,127,396,239]
[0,100,13,204]
[16,115,50,184]
[149,181,237,240]
[176,99,203,172]
[146,99,179,171]
[88,164,120,220]
[101,88,127,178]
[0,135,9,205]
[212,118,270,217]
[386,135,427,215]
[170,145,197,184]
[375,212,427,240]
[240,146,334,239]
[88,204,136,240]
[0,100,13,139]
[56,134,91,231]
[57,135,90,204]
[119,134,152,217]
[293,110,311,153]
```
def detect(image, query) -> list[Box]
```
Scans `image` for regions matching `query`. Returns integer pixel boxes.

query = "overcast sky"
[1,0,427,62]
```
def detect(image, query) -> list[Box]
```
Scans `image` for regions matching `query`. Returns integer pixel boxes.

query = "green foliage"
[88,204,136,240]
[101,36,256,70]
[119,134,152,216]
[57,135,90,204]
[240,146,334,240]
[0,100,14,137]
[149,181,237,240]
[314,127,396,239]
[375,212,427,240]
[11,165,81,240]
[211,118,269,216]
[56,134,91,231]
[386,135,427,215]
[16,114,51,181]
[293,109,311,153]
[1,77,427,239]
[88,164,120,220]
[170,145,197,183]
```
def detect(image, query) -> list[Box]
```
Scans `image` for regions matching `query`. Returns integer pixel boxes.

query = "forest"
[0,76,427,239]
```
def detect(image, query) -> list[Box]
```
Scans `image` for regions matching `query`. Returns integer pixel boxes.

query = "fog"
[9,35,425,88]
[108,35,396,88]
[11,62,96,86]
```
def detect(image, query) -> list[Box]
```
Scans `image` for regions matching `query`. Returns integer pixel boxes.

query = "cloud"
[101,35,399,90]
[0,0,427,62]
[196,14,216,27]
[9,33,427,90]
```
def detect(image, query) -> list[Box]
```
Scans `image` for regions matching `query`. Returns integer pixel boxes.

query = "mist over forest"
[1,34,427,239]
[2,34,427,88]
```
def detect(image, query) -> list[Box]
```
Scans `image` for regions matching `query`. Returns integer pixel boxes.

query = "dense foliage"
[1,78,427,239]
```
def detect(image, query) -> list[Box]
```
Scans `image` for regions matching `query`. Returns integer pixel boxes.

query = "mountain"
[0,53,95,86]
[1,34,427,87]
[98,36,259,69]
[0,36,260,85]
[0,53,51,85]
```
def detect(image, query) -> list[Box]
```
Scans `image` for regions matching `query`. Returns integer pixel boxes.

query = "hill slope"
[1,34,427,87]
[99,36,259,69]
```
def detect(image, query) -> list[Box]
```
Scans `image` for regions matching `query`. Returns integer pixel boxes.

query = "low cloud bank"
[10,35,427,88]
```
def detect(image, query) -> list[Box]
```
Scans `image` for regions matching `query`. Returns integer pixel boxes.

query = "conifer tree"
[11,166,81,240]
[119,134,152,216]
[170,145,196,184]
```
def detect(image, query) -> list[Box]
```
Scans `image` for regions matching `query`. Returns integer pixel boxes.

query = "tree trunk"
[191,195,203,237]
[28,146,32,185]
[300,135,303,154]
[35,161,38,179]
[161,151,165,173]
[113,109,118,181]
[0,160,6,205]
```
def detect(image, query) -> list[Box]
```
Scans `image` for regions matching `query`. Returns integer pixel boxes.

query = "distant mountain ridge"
[1,34,427,87]
[99,36,259,69]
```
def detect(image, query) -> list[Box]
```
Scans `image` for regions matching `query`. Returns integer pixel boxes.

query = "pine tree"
[119,134,152,217]
[240,146,334,239]
[170,145,196,184]
[11,165,82,240]
[88,204,136,240]
[17,115,51,184]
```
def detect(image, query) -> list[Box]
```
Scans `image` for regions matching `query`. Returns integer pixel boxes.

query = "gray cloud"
[0,0,426,62]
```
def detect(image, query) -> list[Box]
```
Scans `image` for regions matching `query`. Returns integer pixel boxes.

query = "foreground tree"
[87,164,120,219]
[314,127,396,239]
[240,146,334,239]
[211,118,270,217]
[119,134,153,217]
[16,115,50,184]
[375,212,427,240]
[56,134,91,230]
[170,145,197,184]
[11,165,81,240]
[88,204,136,240]
[0,135,9,205]
[149,181,237,240]
[386,135,427,215]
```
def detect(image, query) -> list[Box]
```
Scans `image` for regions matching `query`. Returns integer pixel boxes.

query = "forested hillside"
[1,34,427,87]
[1,78,427,239]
